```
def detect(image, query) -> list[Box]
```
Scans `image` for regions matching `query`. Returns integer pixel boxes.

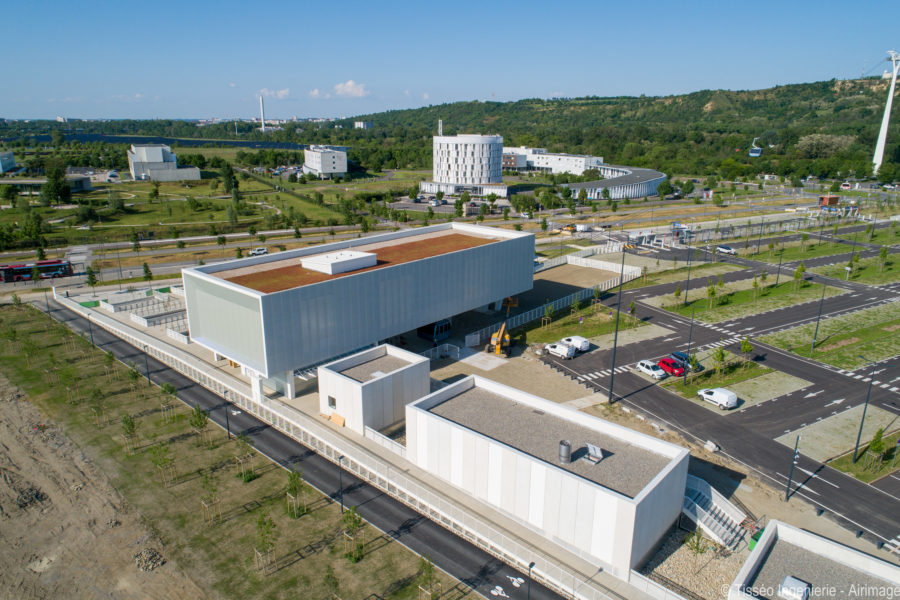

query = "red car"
[657,358,685,377]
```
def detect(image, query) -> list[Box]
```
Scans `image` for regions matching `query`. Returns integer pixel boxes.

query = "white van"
[560,336,590,352]
[544,343,575,360]
[248,247,268,256]
[697,388,738,410]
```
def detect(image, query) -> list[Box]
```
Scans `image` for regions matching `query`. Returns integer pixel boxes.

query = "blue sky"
[3,0,898,120]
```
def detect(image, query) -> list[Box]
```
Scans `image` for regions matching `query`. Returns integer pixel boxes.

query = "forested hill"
[2,78,899,180]
[345,78,899,180]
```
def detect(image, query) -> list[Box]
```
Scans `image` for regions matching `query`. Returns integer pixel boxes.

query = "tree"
[148,181,160,202]
[142,262,153,283]
[286,469,308,517]
[740,337,754,367]
[577,188,588,204]
[540,217,548,232]
[707,284,717,309]
[1,184,17,203]
[235,247,243,258]
[751,275,759,302]
[85,266,98,290]
[800,233,810,253]
[673,283,682,306]
[879,245,889,273]
[39,159,70,207]
[711,346,728,375]
[792,262,806,291]
[454,197,463,217]
[435,191,444,204]
[216,235,226,248]
[869,427,886,457]
[656,180,673,200]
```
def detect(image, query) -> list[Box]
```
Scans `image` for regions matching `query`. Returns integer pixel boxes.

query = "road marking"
[872,368,887,376]
[854,374,864,379]
[741,326,755,331]
[824,398,844,407]
[796,466,840,488]
[891,387,899,392]
[662,337,679,342]
[776,472,821,496]
[881,383,891,389]
[804,390,824,398]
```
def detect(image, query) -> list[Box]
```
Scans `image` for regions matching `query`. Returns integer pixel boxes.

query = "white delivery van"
[697,388,738,410]
[560,336,590,352]
[545,343,575,360]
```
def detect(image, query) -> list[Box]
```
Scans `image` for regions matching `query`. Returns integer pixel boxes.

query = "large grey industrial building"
[127,144,201,181]
[182,222,533,403]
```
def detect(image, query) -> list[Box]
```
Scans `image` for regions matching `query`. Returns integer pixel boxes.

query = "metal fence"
[364,426,407,458]
[420,343,461,360]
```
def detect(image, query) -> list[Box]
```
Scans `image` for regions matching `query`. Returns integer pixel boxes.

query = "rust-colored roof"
[223,233,497,293]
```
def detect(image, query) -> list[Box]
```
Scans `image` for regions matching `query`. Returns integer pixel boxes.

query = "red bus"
[0,260,74,282]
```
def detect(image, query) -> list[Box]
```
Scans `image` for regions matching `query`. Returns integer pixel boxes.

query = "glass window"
[328,396,336,409]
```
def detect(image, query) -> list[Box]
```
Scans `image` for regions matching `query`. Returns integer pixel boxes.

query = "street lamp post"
[86,314,94,347]
[808,283,828,357]
[223,392,232,439]
[775,238,784,287]
[528,561,536,600]
[142,345,151,387]
[683,307,695,386]
[338,455,345,513]
[683,243,693,307]
[607,251,627,404]
[852,357,880,464]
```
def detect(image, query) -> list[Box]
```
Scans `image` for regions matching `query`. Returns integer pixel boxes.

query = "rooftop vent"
[559,440,571,464]
[301,250,377,275]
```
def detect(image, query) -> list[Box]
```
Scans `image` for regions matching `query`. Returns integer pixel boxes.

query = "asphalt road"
[537,237,900,549]
[46,300,567,600]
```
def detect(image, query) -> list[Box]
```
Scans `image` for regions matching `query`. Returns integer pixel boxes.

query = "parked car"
[697,388,738,410]
[560,336,590,352]
[545,343,575,360]
[636,360,666,379]
[657,358,685,377]
[669,351,702,372]
[248,247,268,256]
[715,245,737,256]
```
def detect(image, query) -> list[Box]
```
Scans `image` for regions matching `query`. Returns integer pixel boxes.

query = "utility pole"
[785,434,801,502]
[775,238,784,287]
[607,251,627,404]
[683,242,693,306]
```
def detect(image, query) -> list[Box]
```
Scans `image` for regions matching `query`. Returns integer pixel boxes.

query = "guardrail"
[420,343,460,360]
[54,291,633,600]
[629,571,691,600]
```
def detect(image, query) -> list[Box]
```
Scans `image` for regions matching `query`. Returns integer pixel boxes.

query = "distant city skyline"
[3,0,898,120]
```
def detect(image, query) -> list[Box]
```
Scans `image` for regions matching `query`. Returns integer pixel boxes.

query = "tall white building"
[354,121,373,130]
[0,151,15,174]
[503,146,604,175]
[127,144,200,182]
[421,134,508,198]
[303,145,348,179]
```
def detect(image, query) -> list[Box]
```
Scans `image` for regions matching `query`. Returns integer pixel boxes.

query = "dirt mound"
[817,337,860,353]
[0,374,206,599]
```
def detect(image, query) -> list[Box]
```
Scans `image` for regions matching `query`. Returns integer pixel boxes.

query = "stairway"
[682,475,747,550]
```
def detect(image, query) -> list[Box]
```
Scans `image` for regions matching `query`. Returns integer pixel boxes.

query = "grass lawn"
[838,225,900,246]
[759,301,900,370]
[621,263,743,290]
[535,245,583,259]
[751,239,854,263]
[662,358,771,400]
[0,304,466,599]
[524,303,641,345]
[658,280,843,323]
[827,430,900,484]
[811,254,900,285]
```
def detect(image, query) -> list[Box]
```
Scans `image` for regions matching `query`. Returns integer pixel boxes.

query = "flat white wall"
[406,376,688,579]
[317,345,429,435]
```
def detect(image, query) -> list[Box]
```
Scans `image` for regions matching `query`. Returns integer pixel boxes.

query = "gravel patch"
[641,527,749,600]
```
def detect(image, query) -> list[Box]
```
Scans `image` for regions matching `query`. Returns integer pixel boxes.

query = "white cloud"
[309,88,320,98]
[404,89,410,96]
[111,93,143,102]
[333,80,369,98]
[259,87,290,99]
[228,82,236,88]
[423,92,430,100]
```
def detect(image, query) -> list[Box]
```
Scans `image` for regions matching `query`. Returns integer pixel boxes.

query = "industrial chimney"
[438,119,442,136]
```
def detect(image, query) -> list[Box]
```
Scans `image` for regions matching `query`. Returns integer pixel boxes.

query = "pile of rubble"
[133,548,166,572]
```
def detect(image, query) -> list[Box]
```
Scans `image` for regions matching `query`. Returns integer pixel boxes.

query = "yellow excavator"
[486,321,511,357]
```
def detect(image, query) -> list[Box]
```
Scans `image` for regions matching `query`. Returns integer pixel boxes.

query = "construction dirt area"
[0,374,205,600]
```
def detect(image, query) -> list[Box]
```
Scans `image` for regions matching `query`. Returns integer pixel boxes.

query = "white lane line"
[796,467,840,488]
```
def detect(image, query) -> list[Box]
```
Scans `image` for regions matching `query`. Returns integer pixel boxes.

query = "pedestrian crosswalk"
[701,336,742,350]
[575,365,633,382]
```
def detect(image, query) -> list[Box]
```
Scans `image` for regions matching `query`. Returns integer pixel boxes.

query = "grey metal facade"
[183,224,534,379]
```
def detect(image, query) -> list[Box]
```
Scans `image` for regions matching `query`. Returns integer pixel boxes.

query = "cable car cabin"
[417,319,452,343]
[748,147,762,157]
[0,260,73,282]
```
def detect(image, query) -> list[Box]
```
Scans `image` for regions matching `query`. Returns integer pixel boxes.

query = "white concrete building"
[182,223,533,402]
[0,151,15,174]
[127,144,200,182]
[421,134,508,198]
[503,146,604,175]
[406,375,690,579]
[728,521,900,600]
[303,145,348,179]
[317,344,429,435]
[564,164,667,200]
[354,121,373,130]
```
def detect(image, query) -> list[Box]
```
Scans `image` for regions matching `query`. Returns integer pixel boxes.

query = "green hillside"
[2,78,899,180]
